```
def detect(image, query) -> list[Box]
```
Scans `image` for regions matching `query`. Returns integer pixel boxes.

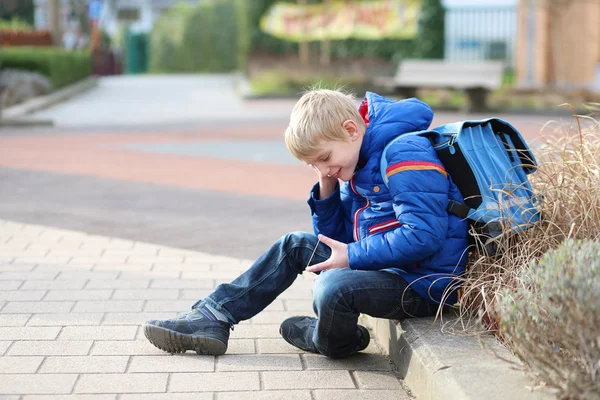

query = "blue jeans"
[194,231,435,358]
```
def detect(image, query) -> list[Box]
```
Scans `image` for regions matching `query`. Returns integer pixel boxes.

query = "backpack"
[380,118,540,255]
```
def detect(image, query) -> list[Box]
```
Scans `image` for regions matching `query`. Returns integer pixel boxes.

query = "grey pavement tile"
[57,272,120,280]
[0,327,61,340]
[1,302,74,314]
[127,256,184,265]
[169,372,260,392]
[120,271,180,280]
[8,340,93,356]
[128,354,214,372]
[21,280,87,290]
[47,249,104,257]
[112,289,179,300]
[92,264,151,272]
[0,271,59,280]
[39,356,129,373]
[177,289,213,300]
[69,257,127,265]
[44,290,113,301]
[75,373,168,394]
[231,324,281,339]
[303,353,393,371]
[262,371,355,390]
[313,390,410,400]
[22,395,117,400]
[102,312,175,326]
[353,371,403,390]
[249,311,308,325]
[152,263,211,272]
[224,339,256,355]
[27,313,104,326]
[143,300,194,312]
[216,354,301,371]
[218,391,312,400]
[58,326,138,341]
[85,279,150,289]
[0,264,35,272]
[181,270,242,280]
[0,341,11,355]
[263,300,285,312]
[0,374,78,394]
[256,339,304,354]
[90,340,167,356]
[0,314,31,327]
[0,356,44,373]
[121,394,211,400]
[0,395,20,400]
[72,300,144,313]
[0,291,46,301]
[12,257,70,265]
[0,281,23,290]
[149,279,213,289]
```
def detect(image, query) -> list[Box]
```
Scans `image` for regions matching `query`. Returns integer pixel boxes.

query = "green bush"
[1,47,92,90]
[496,239,600,399]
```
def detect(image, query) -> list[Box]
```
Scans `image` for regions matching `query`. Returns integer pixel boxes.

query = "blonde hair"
[284,88,366,160]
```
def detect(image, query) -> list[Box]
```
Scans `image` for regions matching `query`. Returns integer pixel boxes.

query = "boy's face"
[303,120,363,182]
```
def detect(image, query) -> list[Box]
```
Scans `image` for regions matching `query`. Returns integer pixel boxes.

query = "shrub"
[496,239,600,399]
[1,47,92,90]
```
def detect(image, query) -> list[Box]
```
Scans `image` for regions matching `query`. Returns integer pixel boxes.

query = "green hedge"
[1,47,92,89]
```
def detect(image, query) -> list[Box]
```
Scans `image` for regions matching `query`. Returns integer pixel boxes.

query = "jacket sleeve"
[347,136,449,269]
[307,182,353,244]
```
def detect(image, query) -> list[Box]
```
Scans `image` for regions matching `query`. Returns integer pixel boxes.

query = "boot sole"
[143,324,227,355]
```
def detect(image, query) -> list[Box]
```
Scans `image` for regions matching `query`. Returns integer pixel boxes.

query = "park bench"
[374,60,505,113]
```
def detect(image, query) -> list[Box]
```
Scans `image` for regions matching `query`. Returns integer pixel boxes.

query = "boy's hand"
[311,165,337,199]
[306,234,349,273]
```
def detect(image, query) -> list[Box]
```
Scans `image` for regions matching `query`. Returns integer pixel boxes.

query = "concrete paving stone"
[157,248,199,257]
[143,300,193,312]
[152,263,211,272]
[121,394,211,400]
[12,257,71,265]
[21,280,87,290]
[0,281,23,290]
[85,279,150,289]
[93,264,151,272]
[181,270,241,280]
[218,391,312,400]
[0,327,61,340]
[58,325,138,340]
[185,256,247,264]
[0,395,20,400]
[352,371,403,390]
[44,290,113,301]
[34,264,93,271]
[178,289,213,300]
[73,300,144,313]
[262,371,356,390]
[211,262,252,271]
[127,256,185,265]
[28,313,104,326]
[0,271,60,280]
[0,291,46,301]
[0,374,78,394]
[22,395,117,400]
[313,389,409,400]
[8,340,93,356]
[303,353,393,371]
[39,356,129,373]
[0,341,11,355]
[0,314,31,326]
[231,324,281,339]
[47,249,104,257]
[102,312,175,326]
[149,279,213,289]
[69,257,127,265]
[1,302,74,314]
[225,339,256,354]
[112,289,179,300]
[121,271,181,280]
[90,340,167,355]
[256,339,304,354]
[0,264,35,272]
[0,356,44,373]
[249,311,308,325]
[262,300,285,312]
[169,372,260,392]
[103,249,157,256]
[216,354,301,371]
[75,373,168,394]
[128,354,214,372]
[57,272,120,280]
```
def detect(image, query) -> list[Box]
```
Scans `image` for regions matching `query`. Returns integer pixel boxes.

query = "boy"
[143,90,469,359]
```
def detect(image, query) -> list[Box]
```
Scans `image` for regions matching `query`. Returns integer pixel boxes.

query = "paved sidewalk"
[0,219,410,399]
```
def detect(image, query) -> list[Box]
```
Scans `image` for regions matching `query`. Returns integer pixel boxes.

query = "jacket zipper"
[368,219,401,234]
[350,176,370,241]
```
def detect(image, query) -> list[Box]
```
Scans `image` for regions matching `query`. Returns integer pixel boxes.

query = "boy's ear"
[342,120,360,140]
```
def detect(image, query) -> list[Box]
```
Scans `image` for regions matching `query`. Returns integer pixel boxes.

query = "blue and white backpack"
[380,118,541,255]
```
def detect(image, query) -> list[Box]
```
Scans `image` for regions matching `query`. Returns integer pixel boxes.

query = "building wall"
[517,0,600,89]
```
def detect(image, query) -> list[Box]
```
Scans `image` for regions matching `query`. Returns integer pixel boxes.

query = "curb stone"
[1,75,99,121]
[361,315,555,400]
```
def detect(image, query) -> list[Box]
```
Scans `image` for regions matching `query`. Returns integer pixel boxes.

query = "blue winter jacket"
[307,92,469,305]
